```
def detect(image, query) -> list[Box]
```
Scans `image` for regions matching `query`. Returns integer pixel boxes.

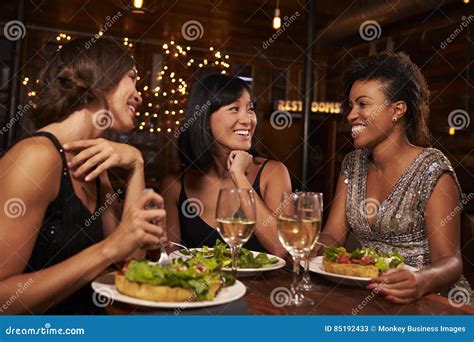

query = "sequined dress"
[342,147,472,305]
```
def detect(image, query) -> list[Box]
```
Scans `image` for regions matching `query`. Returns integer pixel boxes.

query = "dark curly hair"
[342,52,431,147]
[32,37,135,128]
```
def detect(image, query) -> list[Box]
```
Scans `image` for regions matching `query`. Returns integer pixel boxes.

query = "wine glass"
[298,192,323,291]
[276,191,322,306]
[215,188,256,277]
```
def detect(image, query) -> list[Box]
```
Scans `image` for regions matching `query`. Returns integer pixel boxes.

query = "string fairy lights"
[22,32,231,136]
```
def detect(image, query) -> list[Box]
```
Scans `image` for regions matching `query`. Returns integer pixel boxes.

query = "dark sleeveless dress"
[13,132,104,314]
[177,160,269,253]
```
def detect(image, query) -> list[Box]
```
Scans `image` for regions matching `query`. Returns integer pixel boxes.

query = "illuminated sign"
[275,100,341,114]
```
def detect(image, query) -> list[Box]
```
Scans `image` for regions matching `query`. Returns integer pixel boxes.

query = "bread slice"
[322,259,379,278]
[115,273,221,302]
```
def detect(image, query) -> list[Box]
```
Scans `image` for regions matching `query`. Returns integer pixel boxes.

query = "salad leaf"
[375,259,389,272]
[324,246,347,262]
[182,240,279,269]
[350,248,365,259]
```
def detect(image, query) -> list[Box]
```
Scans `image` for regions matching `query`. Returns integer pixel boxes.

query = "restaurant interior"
[0,0,473,315]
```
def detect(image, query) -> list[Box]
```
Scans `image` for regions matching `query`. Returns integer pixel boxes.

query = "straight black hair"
[177,74,259,172]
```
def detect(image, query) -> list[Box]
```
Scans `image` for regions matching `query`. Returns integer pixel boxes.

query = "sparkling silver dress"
[341,147,472,305]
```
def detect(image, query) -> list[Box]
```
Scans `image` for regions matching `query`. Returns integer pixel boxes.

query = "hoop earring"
[392,117,398,124]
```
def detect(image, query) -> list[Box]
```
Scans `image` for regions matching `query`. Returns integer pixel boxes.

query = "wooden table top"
[105,268,474,315]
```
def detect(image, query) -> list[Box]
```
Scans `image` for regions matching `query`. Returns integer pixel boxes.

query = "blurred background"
[0,0,472,213]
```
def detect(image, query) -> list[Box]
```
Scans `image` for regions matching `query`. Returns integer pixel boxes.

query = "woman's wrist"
[230,170,250,188]
[99,237,120,264]
[131,149,144,170]
[413,269,431,297]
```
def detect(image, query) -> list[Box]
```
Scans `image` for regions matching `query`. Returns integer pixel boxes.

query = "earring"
[392,117,398,124]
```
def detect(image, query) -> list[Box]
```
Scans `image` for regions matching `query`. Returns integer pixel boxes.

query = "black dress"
[13,132,104,314]
[178,160,269,253]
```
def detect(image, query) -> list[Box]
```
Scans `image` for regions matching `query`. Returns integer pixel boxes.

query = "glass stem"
[230,245,239,278]
[303,255,310,277]
[291,255,301,295]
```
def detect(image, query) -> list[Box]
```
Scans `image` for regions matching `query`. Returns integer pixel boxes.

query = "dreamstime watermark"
[352,281,387,315]
[174,100,211,138]
[85,189,123,227]
[262,11,301,49]
[440,192,473,227]
[448,109,470,130]
[359,20,381,41]
[5,323,85,336]
[0,278,34,313]
[359,198,380,219]
[269,287,292,307]
[92,287,115,307]
[181,20,204,41]
[3,198,27,219]
[0,101,33,136]
[3,20,26,41]
[92,109,115,130]
[181,198,204,219]
[262,190,298,227]
[448,286,471,307]
[174,280,210,315]
[84,11,123,49]
[270,110,292,130]
[440,15,474,49]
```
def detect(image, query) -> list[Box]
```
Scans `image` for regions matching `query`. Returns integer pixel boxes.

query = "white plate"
[170,249,286,277]
[91,272,246,309]
[308,256,418,286]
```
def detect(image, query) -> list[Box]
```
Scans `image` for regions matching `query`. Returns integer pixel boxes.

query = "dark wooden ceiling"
[0,0,359,60]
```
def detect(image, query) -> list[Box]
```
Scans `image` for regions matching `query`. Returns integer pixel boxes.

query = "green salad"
[180,240,279,269]
[123,257,235,301]
[323,246,404,272]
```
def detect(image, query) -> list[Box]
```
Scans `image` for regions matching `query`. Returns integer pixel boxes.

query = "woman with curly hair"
[0,37,166,314]
[319,52,472,304]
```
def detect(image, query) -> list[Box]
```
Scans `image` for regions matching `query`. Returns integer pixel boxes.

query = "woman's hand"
[63,138,144,181]
[367,269,424,304]
[227,150,253,177]
[102,190,166,263]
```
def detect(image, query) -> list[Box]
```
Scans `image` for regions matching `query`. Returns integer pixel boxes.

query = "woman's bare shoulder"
[1,137,62,202]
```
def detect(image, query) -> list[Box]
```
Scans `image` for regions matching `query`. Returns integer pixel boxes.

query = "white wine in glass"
[276,192,322,306]
[299,192,323,291]
[216,188,256,277]
[216,217,255,246]
[276,215,321,257]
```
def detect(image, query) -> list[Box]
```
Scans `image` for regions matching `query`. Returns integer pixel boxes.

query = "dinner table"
[104,266,474,315]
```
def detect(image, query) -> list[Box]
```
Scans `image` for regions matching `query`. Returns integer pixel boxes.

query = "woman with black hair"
[0,37,166,314]
[161,74,290,257]
[319,52,472,304]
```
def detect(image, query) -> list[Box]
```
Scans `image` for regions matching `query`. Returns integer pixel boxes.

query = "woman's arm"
[0,140,165,314]
[160,175,182,249]
[369,173,463,303]
[63,138,145,234]
[318,175,350,249]
[230,157,291,257]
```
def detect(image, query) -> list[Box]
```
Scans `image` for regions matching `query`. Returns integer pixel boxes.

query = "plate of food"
[92,257,246,308]
[308,246,417,286]
[170,240,286,277]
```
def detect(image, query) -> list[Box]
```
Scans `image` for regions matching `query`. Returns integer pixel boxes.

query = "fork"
[144,188,170,267]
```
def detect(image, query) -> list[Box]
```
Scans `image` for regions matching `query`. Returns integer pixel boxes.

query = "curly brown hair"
[342,52,431,147]
[32,37,135,128]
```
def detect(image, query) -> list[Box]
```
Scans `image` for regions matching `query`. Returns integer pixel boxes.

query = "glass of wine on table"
[215,188,257,277]
[276,191,322,306]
